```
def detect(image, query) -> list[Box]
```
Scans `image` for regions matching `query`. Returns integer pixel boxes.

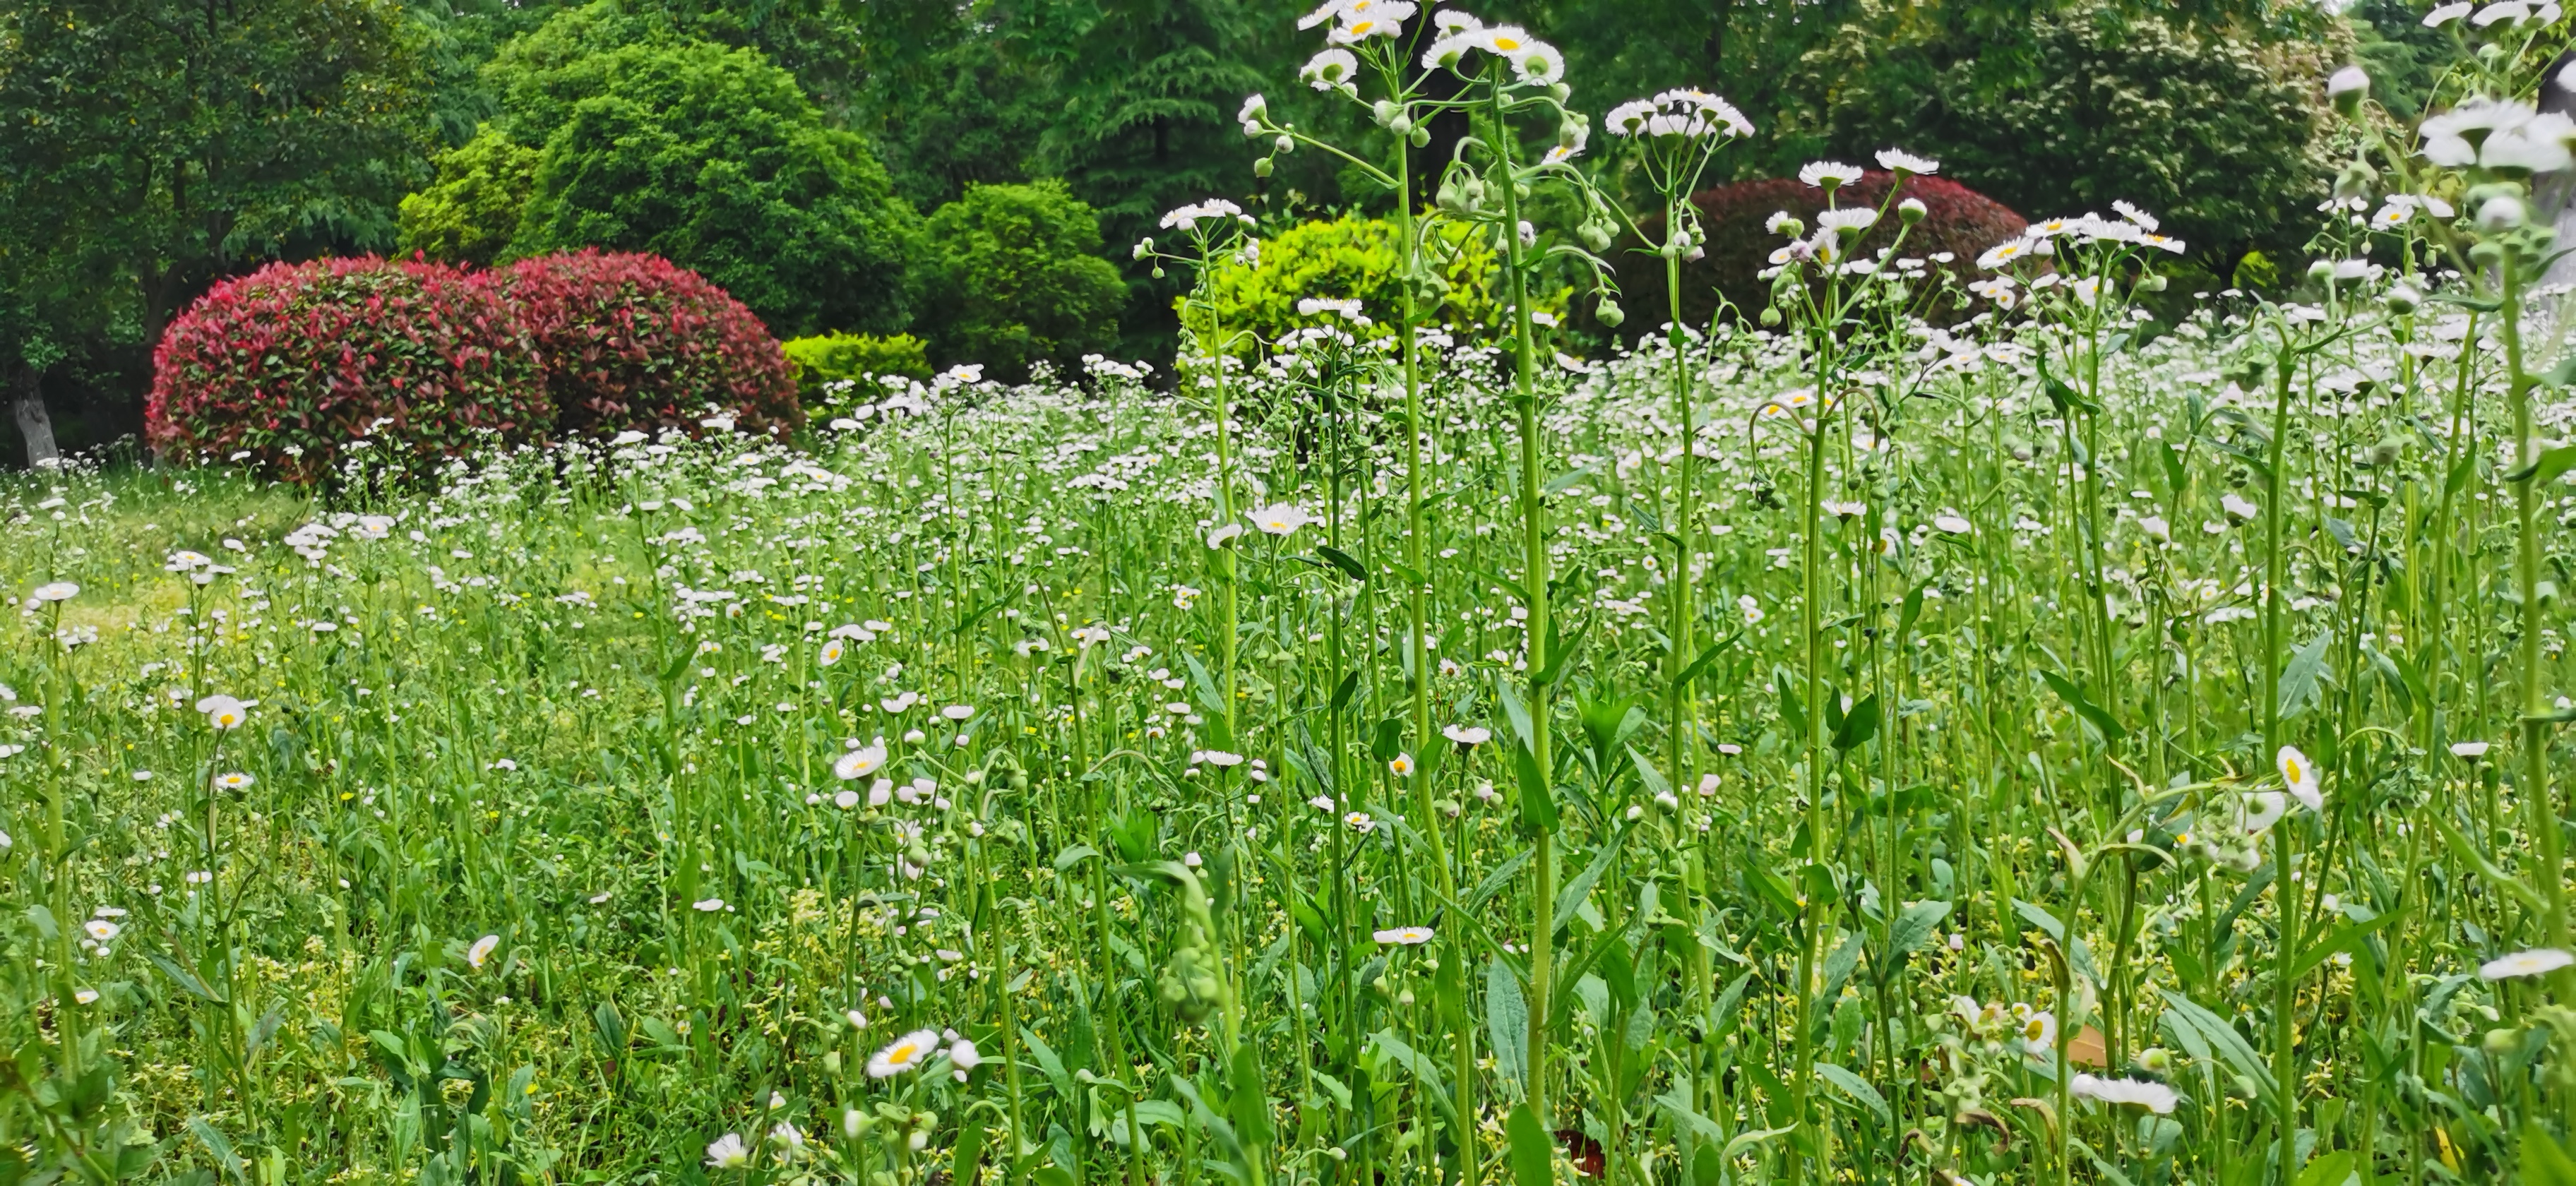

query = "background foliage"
[5,0,2391,461]
[917,181,1130,382]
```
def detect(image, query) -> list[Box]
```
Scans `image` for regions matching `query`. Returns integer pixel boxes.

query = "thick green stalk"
[1393,140,1475,1186]
[1789,291,1839,1186]
[2498,256,2568,951]
[1491,78,1558,1135]
[2260,342,2299,1185]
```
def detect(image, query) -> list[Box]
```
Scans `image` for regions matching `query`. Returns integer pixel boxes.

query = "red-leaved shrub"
[1617,172,2027,333]
[504,251,802,441]
[147,258,548,483]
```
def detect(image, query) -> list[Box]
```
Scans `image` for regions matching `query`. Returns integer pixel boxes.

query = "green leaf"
[1052,844,1102,873]
[1514,741,1558,836]
[1507,1102,1556,1186]
[1626,744,1672,801]
[150,952,227,1004]
[1654,1089,1727,1145]
[2507,443,2576,486]
[1740,854,1800,920]
[1367,1031,1457,1124]
[1720,1125,1796,1163]
[1330,671,1361,716]
[2157,990,2277,1103]
[2276,632,2332,720]
[1184,652,1226,718]
[2293,1149,2357,1186]
[1829,693,1879,751]
[1814,1063,1890,1125]
[1542,464,1599,497]
[1228,1043,1274,1147]
[1552,834,1625,936]
[1316,545,1368,582]
[1672,633,1741,692]
[1466,849,1532,911]
[2524,1123,2576,1186]
[1774,670,1808,740]
[2437,815,2546,913]
[2039,671,2125,744]
[1534,613,1590,688]
[954,1111,988,1186]
[1486,958,1528,1094]
[190,1117,246,1184]
[2292,908,2405,981]
[1887,900,1952,961]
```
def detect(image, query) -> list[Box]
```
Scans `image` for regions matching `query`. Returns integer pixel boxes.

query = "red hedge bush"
[505,251,801,441]
[146,257,548,483]
[1618,171,2027,333]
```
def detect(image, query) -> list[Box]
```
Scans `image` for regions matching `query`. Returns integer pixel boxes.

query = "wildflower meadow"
[10,4,2576,1186]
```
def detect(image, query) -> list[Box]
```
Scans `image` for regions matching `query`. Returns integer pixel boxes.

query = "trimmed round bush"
[147,257,548,483]
[1618,171,2027,333]
[504,250,802,441]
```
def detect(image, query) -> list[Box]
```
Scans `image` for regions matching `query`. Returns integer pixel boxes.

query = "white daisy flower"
[1300,47,1361,90]
[1798,160,1864,188]
[1875,148,1938,174]
[2277,745,2322,812]
[2070,1074,2178,1115]
[868,1029,944,1077]
[706,1133,751,1168]
[2481,948,2576,980]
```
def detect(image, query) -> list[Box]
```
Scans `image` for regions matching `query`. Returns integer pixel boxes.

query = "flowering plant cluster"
[145,258,550,485]
[148,252,798,484]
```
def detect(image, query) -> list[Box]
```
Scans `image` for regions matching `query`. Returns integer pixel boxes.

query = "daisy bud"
[2327,65,2369,116]
[1255,157,1275,178]
[1275,135,1294,154]
[1408,125,1431,147]
[2478,195,2527,230]
[1898,198,1927,223]
[1595,297,1624,328]
[1134,238,1152,260]
[2306,259,2337,281]
[1373,99,1398,126]
[2386,283,2421,313]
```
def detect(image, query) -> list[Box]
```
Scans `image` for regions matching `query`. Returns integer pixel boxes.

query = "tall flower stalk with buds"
[1140,205,1260,757]
[1600,84,1751,1156]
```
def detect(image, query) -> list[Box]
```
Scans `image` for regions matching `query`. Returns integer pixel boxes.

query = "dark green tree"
[919,180,1128,381]
[0,0,434,463]
[1042,0,1266,356]
[1803,0,2343,274]
[411,6,921,336]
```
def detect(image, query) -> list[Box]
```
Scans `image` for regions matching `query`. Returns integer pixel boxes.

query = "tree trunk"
[13,361,59,469]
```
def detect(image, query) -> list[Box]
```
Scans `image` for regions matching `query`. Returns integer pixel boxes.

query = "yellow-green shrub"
[782,331,932,405]
[1191,215,1558,353]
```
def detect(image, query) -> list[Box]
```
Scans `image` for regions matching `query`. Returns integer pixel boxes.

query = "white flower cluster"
[2421,97,2576,175]
[1418,12,1561,86]
[1298,0,1414,44]
[1976,203,2183,272]
[2423,1,2563,29]
[1604,88,1752,141]
[1157,198,1251,233]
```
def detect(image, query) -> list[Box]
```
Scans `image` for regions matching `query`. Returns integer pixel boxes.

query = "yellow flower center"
[1349,19,1375,34]
[1493,35,1521,49]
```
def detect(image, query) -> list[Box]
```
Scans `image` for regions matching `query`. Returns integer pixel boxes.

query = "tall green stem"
[1491,79,1557,1137]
